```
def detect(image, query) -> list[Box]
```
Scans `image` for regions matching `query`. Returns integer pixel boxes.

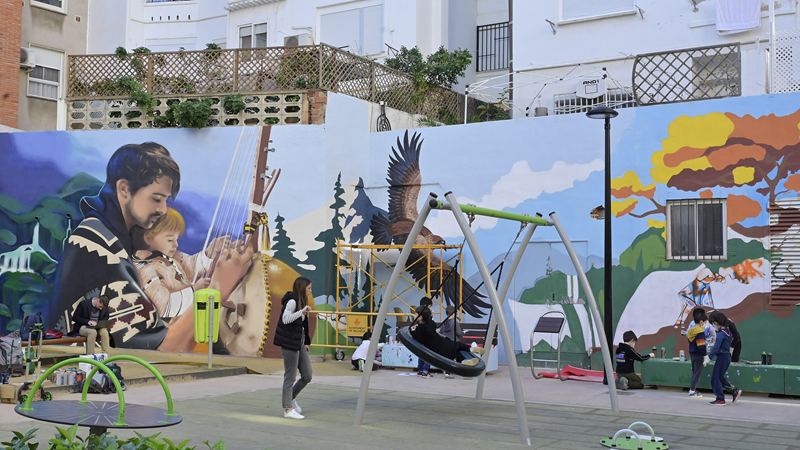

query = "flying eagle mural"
[370,131,491,318]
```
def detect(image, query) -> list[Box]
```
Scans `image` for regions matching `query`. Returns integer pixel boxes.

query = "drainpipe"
[508,0,513,112]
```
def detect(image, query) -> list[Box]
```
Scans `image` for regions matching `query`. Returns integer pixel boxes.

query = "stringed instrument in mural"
[198,125,314,358]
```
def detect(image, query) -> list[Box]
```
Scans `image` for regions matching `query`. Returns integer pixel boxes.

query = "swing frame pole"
[444,192,532,446]
[550,212,619,412]
[475,218,540,400]
[354,193,437,426]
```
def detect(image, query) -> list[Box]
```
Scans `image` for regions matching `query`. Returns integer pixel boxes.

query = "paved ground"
[1,356,799,449]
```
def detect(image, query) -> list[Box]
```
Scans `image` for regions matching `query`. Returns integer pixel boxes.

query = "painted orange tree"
[611,110,800,237]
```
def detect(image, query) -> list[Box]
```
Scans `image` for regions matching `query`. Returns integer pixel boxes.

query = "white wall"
[88,0,228,53]
[511,0,799,118]
[88,0,127,54]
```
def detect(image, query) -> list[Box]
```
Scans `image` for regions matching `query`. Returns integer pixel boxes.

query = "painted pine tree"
[271,213,303,269]
[303,173,348,305]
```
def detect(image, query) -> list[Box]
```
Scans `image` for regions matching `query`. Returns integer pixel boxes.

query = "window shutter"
[320,9,360,51]
[362,5,383,55]
[770,198,800,305]
[561,0,636,22]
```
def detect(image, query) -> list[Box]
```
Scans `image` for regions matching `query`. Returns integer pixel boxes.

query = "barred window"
[666,199,727,261]
[477,22,509,72]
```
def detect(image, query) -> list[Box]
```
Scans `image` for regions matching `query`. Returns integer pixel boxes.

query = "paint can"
[767,353,773,365]
[56,371,64,385]
[761,352,767,365]
[652,347,658,357]
[68,371,76,385]
[661,347,666,359]
[76,371,84,383]
[679,350,685,362]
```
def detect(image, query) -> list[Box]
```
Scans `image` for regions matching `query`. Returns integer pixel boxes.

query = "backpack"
[21,312,44,342]
[0,336,24,375]
[74,363,126,394]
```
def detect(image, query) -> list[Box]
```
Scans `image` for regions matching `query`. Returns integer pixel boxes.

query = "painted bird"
[370,131,491,318]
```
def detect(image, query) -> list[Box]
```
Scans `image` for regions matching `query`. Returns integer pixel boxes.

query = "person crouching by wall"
[614,330,651,390]
[351,330,383,371]
[273,277,314,420]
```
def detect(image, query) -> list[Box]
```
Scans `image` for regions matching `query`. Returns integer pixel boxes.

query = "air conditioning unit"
[20,47,36,70]
[284,34,313,47]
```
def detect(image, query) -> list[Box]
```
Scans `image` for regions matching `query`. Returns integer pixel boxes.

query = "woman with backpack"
[273,277,314,420]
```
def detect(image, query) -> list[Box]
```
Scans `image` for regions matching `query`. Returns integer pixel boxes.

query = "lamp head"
[585,106,619,120]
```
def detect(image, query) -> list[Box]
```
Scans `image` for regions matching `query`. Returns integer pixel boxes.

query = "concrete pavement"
[1,360,798,449]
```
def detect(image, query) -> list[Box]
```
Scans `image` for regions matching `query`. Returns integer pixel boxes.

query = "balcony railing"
[66,44,483,124]
[632,43,741,106]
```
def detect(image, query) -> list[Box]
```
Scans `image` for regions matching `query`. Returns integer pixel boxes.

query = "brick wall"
[307,90,327,125]
[0,0,23,128]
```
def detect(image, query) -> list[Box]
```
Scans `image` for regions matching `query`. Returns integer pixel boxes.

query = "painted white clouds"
[426,159,604,237]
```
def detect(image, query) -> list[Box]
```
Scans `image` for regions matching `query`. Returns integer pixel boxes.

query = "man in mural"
[52,143,184,350]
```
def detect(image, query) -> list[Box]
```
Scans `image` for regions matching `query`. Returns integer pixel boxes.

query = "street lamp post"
[586,105,618,382]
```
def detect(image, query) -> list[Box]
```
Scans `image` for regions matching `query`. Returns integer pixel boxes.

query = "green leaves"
[384,45,472,90]
[1,427,39,450]
[170,99,214,128]
[222,94,246,115]
[3,426,208,450]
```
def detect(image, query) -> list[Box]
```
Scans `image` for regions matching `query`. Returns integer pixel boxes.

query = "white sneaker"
[284,409,304,420]
[292,399,302,414]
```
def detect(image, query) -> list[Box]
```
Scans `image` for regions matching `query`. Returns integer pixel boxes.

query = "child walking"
[615,331,651,390]
[686,309,709,397]
[706,311,742,405]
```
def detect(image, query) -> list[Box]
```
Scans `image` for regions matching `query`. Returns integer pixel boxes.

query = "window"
[477,22,509,72]
[560,0,636,23]
[239,23,267,49]
[666,199,727,261]
[27,46,63,101]
[319,3,383,55]
[32,0,66,13]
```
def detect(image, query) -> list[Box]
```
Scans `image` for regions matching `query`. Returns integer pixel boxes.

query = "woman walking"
[273,276,314,419]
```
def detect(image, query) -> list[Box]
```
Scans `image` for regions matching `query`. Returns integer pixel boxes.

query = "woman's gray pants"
[281,344,313,410]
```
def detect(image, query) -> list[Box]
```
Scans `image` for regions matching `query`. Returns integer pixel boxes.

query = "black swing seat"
[397,326,486,378]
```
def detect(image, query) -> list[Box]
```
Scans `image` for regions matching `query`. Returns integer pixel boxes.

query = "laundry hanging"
[716,0,762,35]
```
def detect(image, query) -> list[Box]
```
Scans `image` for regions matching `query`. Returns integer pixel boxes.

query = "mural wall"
[1,91,799,365]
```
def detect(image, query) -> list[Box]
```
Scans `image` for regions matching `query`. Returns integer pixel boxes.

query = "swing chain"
[466,203,477,227]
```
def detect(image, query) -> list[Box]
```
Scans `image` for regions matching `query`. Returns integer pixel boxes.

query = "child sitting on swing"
[409,305,484,366]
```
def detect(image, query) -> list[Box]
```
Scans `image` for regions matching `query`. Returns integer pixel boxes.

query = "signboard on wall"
[347,314,369,337]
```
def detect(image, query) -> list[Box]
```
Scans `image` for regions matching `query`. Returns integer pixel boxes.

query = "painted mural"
[1,91,799,366]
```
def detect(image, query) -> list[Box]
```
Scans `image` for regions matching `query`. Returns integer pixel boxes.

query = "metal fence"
[552,87,636,115]
[67,44,482,123]
[632,43,741,106]
[477,22,510,72]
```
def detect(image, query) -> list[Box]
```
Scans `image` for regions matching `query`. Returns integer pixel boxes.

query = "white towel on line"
[716,0,762,35]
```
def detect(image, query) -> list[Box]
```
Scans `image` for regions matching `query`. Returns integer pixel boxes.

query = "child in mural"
[409,305,484,368]
[132,207,229,320]
[686,310,710,397]
[674,268,724,330]
[415,297,434,377]
[704,311,743,405]
[614,331,652,390]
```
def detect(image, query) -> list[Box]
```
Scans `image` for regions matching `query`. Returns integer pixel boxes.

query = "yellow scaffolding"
[310,239,465,355]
